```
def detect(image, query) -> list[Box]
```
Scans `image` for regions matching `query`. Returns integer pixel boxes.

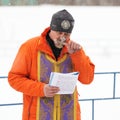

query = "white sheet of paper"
[49,72,79,94]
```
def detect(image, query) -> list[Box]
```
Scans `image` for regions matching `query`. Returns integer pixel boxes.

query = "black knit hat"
[50,9,75,33]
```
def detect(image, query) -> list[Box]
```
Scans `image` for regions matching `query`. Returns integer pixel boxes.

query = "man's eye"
[59,32,63,35]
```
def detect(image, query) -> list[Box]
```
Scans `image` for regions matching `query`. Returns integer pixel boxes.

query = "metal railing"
[0,72,120,120]
[79,72,120,120]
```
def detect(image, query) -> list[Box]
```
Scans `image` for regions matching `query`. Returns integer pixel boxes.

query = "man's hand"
[44,84,60,97]
[64,40,81,54]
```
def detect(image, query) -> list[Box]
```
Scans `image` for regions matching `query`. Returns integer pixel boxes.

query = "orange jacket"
[8,27,95,120]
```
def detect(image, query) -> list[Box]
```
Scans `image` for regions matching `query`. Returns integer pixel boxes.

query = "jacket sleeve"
[70,48,95,84]
[8,41,45,97]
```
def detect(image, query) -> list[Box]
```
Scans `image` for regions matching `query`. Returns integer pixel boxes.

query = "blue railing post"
[113,72,116,99]
[92,100,94,120]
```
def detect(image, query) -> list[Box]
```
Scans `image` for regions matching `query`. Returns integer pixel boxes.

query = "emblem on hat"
[61,20,71,30]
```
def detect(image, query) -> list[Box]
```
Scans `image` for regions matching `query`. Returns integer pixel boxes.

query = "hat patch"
[61,20,71,30]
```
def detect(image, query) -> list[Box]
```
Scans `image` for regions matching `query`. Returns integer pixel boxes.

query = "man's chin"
[55,44,63,49]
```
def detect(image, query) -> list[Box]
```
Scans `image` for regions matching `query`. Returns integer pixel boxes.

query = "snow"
[0,5,120,120]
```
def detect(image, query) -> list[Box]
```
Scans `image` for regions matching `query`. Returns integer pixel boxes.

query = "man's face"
[49,30,71,48]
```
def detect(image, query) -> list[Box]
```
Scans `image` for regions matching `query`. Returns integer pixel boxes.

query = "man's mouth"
[54,37,66,48]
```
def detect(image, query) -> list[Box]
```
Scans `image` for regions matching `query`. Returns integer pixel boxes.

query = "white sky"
[0,5,120,120]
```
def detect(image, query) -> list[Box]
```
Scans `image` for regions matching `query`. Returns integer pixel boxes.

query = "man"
[8,9,95,120]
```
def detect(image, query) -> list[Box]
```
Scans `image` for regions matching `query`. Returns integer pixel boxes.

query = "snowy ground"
[0,5,120,120]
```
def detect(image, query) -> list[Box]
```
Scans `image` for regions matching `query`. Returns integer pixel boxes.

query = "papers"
[49,72,79,94]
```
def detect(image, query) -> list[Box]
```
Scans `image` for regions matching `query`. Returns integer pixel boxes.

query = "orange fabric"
[8,27,95,120]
